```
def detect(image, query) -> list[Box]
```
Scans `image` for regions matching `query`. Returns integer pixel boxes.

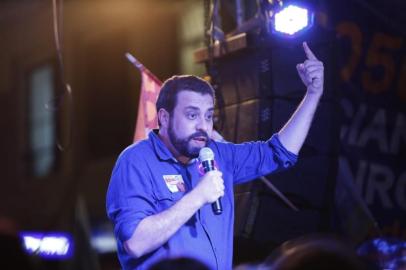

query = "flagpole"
[125,52,161,83]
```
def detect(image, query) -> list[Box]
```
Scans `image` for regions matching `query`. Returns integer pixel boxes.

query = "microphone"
[199,147,222,215]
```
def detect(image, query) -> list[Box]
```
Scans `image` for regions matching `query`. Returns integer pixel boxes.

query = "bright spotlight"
[20,232,73,259]
[273,4,312,36]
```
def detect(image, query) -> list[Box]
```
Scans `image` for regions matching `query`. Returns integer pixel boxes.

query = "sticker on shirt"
[197,160,220,176]
[162,175,186,193]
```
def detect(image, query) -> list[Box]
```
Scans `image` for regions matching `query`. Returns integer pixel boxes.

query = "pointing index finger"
[303,41,318,60]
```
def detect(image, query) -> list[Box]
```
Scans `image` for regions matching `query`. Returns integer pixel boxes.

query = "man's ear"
[158,108,169,128]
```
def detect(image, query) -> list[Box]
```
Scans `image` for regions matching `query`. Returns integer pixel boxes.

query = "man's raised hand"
[296,42,324,97]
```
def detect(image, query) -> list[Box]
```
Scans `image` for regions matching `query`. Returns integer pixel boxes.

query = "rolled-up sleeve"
[268,134,298,169]
[222,133,298,184]
[106,153,155,244]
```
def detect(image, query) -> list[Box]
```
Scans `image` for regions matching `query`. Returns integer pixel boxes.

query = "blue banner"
[331,0,406,240]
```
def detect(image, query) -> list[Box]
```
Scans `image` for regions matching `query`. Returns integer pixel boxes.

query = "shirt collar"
[149,130,175,161]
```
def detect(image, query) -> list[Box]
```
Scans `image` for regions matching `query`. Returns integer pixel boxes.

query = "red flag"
[126,53,162,142]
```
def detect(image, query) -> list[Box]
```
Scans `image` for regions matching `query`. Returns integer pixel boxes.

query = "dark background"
[0,0,405,269]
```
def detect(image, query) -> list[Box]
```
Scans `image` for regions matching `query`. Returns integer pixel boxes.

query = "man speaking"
[106,42,324,270]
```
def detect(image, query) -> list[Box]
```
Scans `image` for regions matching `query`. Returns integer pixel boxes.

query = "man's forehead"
[176,90,214,107]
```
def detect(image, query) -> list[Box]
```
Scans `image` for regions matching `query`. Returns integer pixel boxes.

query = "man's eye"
[187,113,197,120]
[206,114,213,121]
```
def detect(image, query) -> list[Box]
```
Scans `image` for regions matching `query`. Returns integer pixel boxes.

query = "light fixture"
[270,3,313,37]
[20,232,73,259]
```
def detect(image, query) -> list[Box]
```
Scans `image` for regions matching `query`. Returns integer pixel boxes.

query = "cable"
[49,0,73,152]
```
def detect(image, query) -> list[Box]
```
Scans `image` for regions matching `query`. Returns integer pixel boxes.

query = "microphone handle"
[212,199,222,215]
[202,160,222,215]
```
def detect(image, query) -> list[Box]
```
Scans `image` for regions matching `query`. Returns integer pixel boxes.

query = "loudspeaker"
[211,32,340,264]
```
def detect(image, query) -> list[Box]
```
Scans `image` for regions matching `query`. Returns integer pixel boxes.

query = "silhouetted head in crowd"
[0,216,35,270]
[148,256,210,270]
[264,234,366,270]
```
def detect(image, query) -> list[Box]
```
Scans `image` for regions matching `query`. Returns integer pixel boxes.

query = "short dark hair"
[148,257,210,270]
[156,75,215,116]
[265,235,365,270]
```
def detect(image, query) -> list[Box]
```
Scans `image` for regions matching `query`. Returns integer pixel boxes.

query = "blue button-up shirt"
[106,131,297,270]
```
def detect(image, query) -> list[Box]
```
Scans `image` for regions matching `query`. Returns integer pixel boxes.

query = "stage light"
[20,232,73,259]
[272,4,312,36]
[91,230,117,254]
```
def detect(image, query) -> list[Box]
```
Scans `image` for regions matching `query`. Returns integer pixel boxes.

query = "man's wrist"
[306,88,323,100]
[184,189,206,209]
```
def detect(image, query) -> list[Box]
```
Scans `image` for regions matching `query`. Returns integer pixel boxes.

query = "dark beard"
[168,120,209,158]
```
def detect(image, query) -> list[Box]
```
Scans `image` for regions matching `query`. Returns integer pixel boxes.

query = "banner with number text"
[331,0,406,240]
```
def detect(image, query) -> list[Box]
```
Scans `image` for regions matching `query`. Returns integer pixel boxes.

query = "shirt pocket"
[153,189,185,209]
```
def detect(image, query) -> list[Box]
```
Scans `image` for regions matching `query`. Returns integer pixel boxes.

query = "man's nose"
[196,116,208,131]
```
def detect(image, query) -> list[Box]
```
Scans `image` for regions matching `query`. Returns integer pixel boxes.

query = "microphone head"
[198,147,214,162]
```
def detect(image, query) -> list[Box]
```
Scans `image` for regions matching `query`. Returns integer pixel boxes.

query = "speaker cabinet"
[211,33,340,264]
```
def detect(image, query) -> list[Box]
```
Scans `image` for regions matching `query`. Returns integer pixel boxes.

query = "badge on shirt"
[162,175,186,193]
